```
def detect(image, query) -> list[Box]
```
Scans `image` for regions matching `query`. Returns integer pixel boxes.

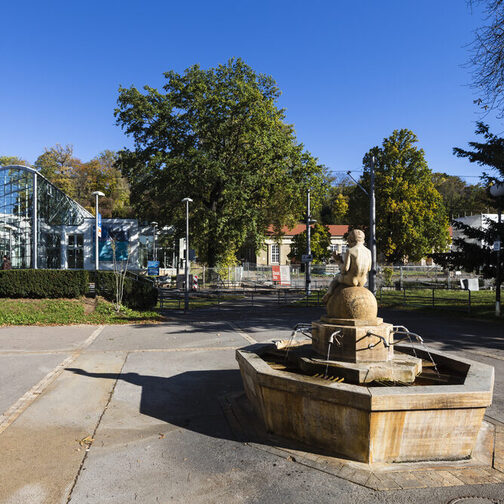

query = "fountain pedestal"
[312,316,393,362]
[311,285,421,383]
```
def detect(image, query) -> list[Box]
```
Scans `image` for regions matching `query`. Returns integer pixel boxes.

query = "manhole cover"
[448,498,502,504]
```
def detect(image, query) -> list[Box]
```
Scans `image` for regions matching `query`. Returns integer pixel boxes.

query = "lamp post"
[369,156,377,294]
[305,188,316,297]
[151,221,158,262]
[181,198,193,311]
[92,191,105,271]
[347,155,377,294]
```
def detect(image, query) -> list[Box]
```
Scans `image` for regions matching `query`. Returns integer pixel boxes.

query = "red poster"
[272,265,281,282]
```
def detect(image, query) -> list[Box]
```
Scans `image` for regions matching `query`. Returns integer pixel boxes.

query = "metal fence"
[155,264,490,291]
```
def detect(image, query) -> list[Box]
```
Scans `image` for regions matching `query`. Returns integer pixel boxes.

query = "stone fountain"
[236,230,494,464]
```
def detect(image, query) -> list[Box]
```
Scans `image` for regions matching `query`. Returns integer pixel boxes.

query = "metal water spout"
[366,331,390,349]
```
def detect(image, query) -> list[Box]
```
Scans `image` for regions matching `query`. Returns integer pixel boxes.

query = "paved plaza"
[0,303,503,504]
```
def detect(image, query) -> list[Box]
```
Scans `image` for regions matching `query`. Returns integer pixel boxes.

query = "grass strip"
[0,297,163,326]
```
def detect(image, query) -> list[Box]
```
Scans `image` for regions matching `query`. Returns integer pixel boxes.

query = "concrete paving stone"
[387,470,429,489]
[366,472,403,490]
[448,469,490,486]
[0,325,99,352]
[0,351,126,504]
[87,321,248,352]
[0,353,70,415]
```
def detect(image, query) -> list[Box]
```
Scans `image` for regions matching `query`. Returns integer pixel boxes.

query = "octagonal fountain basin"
[236,342,494,464]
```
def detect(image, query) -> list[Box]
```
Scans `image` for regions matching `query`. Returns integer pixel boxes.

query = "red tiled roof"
[266,224,349,237]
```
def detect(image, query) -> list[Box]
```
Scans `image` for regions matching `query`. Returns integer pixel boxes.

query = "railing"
[377,286,487,314]
[157,286,326,310]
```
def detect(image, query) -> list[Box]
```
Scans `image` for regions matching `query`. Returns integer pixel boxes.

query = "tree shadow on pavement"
[65,366,333,457]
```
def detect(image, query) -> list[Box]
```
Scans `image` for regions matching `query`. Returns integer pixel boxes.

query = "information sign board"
[279,265,291,286]
[272,265,281,282]
[147,260,160,276]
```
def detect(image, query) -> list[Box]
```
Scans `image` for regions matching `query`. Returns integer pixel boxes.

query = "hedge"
[0,269,158,310]
[90,271,158,310]
[0,270,88,298]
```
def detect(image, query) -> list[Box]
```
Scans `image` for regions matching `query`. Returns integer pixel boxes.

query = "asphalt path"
[0,305,503,504]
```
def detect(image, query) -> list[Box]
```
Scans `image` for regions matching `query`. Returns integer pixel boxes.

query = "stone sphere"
[326,285,378,320]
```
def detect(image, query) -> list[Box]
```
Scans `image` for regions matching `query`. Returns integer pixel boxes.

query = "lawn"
[0,297,163,326]
[377,288,499,319]
[296,288,501,320]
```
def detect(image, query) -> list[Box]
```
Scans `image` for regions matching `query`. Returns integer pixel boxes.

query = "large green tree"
[115,58,327,266]
[348,129,451,263]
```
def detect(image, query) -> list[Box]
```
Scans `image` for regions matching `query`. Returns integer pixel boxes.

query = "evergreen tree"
[432,123,504,277]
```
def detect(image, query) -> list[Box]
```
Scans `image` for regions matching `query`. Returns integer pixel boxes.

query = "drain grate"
[448,498,503,504]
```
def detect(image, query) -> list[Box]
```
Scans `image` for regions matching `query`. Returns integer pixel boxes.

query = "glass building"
[0,165,93,268]
[0,165,162,270]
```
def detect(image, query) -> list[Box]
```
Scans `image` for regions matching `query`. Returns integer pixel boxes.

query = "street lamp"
[150,221,158,262]
[347,155,377,294]
[181,197,193,311]
[92,191,105,271]
[305,188,316,296]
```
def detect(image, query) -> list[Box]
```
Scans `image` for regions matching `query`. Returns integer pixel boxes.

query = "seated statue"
[322,229,371,305]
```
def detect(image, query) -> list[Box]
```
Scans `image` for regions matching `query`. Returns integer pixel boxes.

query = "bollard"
[432,288,435,308]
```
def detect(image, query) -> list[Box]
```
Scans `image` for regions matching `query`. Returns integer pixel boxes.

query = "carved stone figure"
[322,229,371,304]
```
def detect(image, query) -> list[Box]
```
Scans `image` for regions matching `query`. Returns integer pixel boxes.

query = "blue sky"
[0,0,498,182]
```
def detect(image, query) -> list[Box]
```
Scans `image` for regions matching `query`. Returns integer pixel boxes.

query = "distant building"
[0,165,156,270]
[452,214,498,250]
[248,224,349,266]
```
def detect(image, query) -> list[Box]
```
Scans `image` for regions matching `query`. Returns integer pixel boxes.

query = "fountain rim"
[236,342,494,412]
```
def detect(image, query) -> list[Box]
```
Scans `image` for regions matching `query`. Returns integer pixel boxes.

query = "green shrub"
[0,270,88,299]
[383,267,394,286]
[91,271,158,310]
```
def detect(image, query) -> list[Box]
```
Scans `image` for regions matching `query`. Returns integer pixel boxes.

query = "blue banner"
[147,260,160,276]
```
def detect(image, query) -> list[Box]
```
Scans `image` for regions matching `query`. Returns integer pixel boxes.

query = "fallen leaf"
[78,435,94,447]
[158,433,165,439]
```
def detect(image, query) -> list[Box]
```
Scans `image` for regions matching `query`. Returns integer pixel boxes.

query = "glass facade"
[0,165,93,269]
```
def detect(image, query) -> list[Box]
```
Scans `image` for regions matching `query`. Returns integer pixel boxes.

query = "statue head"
[348,229,365,247]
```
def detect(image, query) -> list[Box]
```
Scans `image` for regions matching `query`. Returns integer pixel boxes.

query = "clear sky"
[0,0,498,182]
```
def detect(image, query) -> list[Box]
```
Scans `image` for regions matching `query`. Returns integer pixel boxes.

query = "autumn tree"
[115,58,327,266]
[72,151,132,217]
[347,129,451,263]
[288,223,332,264]
[317,174,352,225]
[34,146,132,218]
[34,144,79,197]
[431,172,495,217]
[0,156,28,166]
